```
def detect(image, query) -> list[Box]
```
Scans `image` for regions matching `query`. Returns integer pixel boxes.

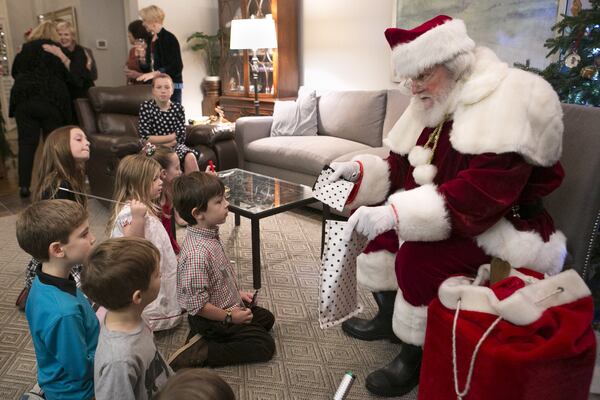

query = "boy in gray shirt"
[82,237,173,400]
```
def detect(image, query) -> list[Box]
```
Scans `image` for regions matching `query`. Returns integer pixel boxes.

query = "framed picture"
[38,6,79,42]
[391,0,568,82]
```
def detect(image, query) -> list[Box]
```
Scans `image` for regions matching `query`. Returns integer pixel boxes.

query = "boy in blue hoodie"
[16,199,99,400]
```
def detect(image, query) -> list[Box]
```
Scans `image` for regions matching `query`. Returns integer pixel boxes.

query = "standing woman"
[9,21,73,198]
[124,19,152,84]
[137,5,184,103]
[55,20,97,108]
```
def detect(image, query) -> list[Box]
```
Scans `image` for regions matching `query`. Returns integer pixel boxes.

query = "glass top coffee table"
[218,168,319,289]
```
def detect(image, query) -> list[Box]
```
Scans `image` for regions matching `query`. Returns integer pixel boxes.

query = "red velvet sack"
[419,265,596,400]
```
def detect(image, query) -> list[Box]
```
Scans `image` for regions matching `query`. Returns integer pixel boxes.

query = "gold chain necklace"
[423,117,448,163]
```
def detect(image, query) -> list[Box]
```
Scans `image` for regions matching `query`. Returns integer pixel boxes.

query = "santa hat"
[385,15,475,78]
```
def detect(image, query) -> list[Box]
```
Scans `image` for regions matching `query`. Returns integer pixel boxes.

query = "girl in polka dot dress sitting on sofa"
[138,73,200,174]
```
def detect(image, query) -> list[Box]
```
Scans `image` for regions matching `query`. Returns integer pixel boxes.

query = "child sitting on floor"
[107,153,181,331]
[82,237,174,400]
[16,200,98,400]
[168,172,275,370]
[157,369,234,400]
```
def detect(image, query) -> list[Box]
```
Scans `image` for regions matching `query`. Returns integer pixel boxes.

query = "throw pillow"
[270,87,318,136]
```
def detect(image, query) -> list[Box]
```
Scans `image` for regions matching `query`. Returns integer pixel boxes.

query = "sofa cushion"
[317,90,387,147]
[98,114,139,138]
[245,136,371,175]
[383,89,411,138]
[270,87,318,137]
[332,146,390,163]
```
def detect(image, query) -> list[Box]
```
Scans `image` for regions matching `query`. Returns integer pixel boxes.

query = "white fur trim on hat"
[356,250,399,292]
[391,19,475,78]
[392,288,427,345]
[345,154,390,210]
[476,218,567,275]
[438,265,590,325]
[412,164,437,186]
[388,184,451,242]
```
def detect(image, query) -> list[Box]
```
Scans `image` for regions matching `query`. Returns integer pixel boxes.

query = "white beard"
[412,80,460,128]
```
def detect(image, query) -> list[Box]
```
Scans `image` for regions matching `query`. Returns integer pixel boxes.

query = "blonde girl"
[108,153,181,331]
[15,126,90,310]
[149,145,182,254]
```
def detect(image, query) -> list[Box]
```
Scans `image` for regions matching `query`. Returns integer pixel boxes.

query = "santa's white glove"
[328,161,360,183]
[343,204,397,241]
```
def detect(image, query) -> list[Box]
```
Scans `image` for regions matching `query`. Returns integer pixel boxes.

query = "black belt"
[510,200,544,219]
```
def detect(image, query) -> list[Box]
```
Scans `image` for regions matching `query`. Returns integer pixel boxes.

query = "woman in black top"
[56,20,97,109]
[9,21,74,197]
[137,5,184,103]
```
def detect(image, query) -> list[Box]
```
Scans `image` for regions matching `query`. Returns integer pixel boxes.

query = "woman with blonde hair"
[108,153,182,331]
[53,20,97,115]
[9,20,74,198]
[137,5,184,102]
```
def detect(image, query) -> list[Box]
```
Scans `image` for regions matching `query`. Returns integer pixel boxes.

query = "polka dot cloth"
[138,99,198,161]
[319,220,368,329]
[312,166,355,212]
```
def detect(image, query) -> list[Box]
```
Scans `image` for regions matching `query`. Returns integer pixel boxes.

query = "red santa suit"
[347,46,566,346]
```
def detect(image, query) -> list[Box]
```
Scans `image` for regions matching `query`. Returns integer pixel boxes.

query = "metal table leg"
[251,218,261,289]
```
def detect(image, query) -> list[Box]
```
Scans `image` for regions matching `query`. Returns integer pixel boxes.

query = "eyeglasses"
[402,68,437,90]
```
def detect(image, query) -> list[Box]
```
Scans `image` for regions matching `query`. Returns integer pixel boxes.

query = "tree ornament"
[580,65,597,79]
[564,52,581,68]
[571,0,582,16]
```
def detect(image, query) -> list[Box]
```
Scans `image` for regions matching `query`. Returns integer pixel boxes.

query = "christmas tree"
[542,0,600,106]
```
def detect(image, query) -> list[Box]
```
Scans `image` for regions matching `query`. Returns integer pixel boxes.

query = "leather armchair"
[75,85,238,201]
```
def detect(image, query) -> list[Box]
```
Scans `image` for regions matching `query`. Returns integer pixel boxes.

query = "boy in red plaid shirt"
[168,172,275,369]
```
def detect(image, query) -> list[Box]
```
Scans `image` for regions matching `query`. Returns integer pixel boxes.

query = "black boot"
[342,291,399,342]
[365,343,422,397]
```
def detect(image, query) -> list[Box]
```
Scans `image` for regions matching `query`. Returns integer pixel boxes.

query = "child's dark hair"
[16,199,87,261]
[82,237,160,310]
[173,172,224,225]
[128,19,151,41]
[157,368,235,400]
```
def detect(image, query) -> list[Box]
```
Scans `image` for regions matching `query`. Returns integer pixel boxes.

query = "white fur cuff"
[388,184,451,242]
[476,218,567,275]
[357,250,398,291]
[392,289,428,346]
[345,154,391,210]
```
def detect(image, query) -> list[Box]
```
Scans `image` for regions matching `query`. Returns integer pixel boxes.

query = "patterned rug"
[0,199,418,400]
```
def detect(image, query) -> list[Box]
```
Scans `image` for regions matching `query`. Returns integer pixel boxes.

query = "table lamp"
[229,15,278,116]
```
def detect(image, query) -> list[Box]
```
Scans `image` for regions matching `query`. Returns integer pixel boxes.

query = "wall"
[135,0,219,119]
[301,0,397,92]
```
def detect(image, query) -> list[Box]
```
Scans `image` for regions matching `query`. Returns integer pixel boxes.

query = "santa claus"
[328,15,566,397]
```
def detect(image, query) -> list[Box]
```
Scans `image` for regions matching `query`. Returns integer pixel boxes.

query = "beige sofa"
[234,90,410,188]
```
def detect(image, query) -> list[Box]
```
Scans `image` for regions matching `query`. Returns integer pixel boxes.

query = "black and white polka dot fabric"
[138,99,198,161]
[319,220,368,329]
[312,166,355,212]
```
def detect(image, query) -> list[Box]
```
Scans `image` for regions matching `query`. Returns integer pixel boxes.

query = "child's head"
[16,199,94,264]
[157,369,235,400]
[173,172,228,227]
[82,237,161,311]
[150,145,181,185]
[34,125,90,204]
[152,73,174,103]
[109,154,162,230]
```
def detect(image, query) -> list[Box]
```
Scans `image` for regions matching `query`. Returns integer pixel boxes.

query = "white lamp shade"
[229,17,278,50]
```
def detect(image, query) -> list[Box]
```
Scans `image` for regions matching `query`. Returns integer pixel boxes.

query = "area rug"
[0,199,417,399]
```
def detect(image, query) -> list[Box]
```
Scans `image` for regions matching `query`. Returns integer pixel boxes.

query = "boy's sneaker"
[167,333,208,371]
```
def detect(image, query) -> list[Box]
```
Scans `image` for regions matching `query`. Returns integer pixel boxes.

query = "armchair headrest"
[88,85,153,115]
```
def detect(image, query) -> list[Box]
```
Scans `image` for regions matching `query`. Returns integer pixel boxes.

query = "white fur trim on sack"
[392,288,428,346]
[391,19,476,79]
[388,184,451,242]
[476,218,567,275]
[345,154,390,210]
[438,265,590,325]
[356,250,398,292]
